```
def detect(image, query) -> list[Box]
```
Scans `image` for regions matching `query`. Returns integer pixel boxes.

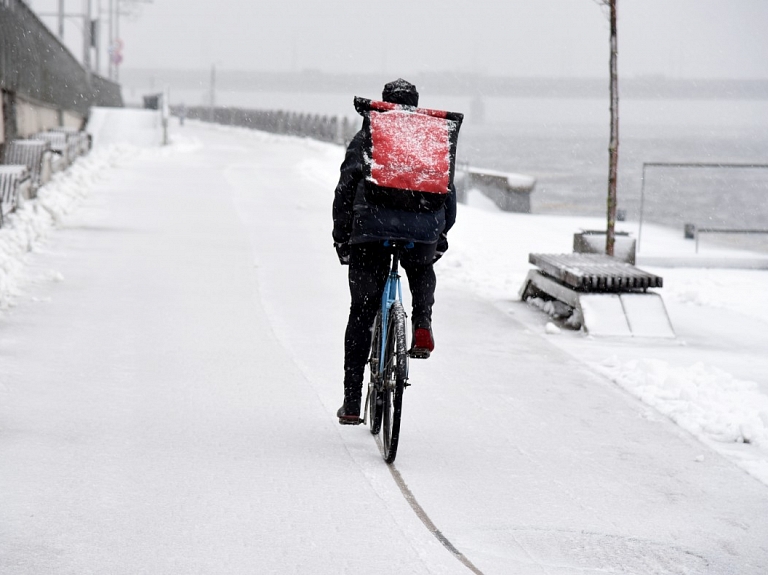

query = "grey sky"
[32,0,768,78]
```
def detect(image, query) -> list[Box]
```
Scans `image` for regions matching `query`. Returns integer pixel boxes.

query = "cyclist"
[332,78,456,425]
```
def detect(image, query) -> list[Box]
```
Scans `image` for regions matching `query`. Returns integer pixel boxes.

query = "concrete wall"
[15,97,75,138]
[62,110,85,130]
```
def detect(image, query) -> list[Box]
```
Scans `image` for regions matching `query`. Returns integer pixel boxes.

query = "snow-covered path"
[1,118,767,574]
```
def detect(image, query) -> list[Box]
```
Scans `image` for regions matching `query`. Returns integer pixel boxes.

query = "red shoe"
[409,320,434,359]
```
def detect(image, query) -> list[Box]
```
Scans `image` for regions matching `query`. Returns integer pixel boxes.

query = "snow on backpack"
[354,97,464,213]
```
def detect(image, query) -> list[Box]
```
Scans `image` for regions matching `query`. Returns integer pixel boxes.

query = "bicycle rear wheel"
[381,301,407,463]
[367,311,384,435]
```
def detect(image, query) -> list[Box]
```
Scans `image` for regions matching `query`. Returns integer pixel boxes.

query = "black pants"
[343,241,437,401]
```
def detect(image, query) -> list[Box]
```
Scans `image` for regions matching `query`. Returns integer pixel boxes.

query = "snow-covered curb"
[594,357,768,485]
[0,144,134,308]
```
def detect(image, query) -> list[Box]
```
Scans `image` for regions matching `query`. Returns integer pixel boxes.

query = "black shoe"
[337,401,361,425]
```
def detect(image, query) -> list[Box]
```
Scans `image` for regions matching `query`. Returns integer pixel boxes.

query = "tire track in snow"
[376,436,486,575]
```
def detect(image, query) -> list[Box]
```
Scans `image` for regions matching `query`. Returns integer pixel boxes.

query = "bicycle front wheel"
[381,301,407,464]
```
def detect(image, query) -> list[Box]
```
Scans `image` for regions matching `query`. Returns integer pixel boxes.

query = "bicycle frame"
[378,249,403,377]
[364,240,411,431]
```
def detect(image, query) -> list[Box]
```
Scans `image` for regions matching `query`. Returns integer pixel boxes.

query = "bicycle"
[363,241,411,464]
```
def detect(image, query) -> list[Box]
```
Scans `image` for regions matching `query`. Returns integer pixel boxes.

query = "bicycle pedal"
[408,349,431,359]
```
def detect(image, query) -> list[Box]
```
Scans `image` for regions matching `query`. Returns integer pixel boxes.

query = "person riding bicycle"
[332,78,457,425]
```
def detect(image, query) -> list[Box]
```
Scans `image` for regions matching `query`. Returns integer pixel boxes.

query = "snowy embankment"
[0,145,134,309]
[445,189,768,485]
[595,358,768,480]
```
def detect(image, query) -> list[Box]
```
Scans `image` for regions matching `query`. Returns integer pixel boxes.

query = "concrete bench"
[2,139,53,196]
[455,167,535,213]
[0,165,31,227]
[519,253,674,337]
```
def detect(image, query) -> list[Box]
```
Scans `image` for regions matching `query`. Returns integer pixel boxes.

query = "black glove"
[433,233,448,263]
[334,242,351,265]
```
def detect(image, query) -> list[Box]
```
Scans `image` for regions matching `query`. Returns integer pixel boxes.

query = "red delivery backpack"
[354,97,464,213]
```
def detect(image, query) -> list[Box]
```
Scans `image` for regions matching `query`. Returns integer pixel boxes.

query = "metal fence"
[637,161,768,251]
[0,0,122,121]
[182,106,359,145]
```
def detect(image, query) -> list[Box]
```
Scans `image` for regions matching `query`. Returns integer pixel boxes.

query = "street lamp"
[108,0,154,81]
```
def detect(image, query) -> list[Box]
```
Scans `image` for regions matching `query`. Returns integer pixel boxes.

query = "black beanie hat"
[382,78,419,107]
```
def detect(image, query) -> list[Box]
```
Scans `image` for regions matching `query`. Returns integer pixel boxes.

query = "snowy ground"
[1,111,767,574]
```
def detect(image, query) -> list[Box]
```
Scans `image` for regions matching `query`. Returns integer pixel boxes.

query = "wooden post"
[606,0,619,256]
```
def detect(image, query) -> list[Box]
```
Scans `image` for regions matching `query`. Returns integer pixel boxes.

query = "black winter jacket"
[332,131,457,246]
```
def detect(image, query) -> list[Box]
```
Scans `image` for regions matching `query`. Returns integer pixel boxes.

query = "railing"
[181,106,359,145]
[637,161,768,251]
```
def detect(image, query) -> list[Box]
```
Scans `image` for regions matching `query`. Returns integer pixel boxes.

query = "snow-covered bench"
[519,253,674,338]
[49,127,91,156]
[0,165,31,227]
[2,139,53,196]
[32,131,75,169]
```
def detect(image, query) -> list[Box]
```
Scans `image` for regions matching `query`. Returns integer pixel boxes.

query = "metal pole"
[58,0,65,38]
[115,1,120,82]
[210,64,216,121]
[108,0,113,80]
[83,0,92,84]
[162,86,169,146]
[637,163,646,253]
[94,1,101,76]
